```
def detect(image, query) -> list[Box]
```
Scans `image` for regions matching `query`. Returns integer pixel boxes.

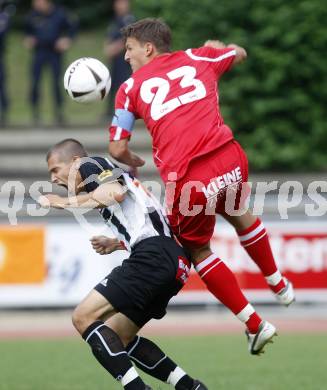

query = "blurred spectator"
[24,0,78,126]
[104,0,135,118]
[0,4,10,127]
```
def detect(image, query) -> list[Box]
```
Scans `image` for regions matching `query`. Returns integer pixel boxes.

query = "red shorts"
[166,140,249,248]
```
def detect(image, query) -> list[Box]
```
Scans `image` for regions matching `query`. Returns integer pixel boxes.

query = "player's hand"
[204,40,226,49]
[38,194,66,209]
[90,236,125,255]
[131,153,146,167]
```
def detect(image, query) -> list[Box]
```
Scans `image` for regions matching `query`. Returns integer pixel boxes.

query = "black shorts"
[94,236,190,328]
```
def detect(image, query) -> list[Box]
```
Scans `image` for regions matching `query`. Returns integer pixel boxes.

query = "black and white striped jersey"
[79,156,172,251]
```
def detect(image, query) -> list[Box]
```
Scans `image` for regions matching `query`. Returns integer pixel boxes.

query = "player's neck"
[155,50,170,57]
[148,51,170,64]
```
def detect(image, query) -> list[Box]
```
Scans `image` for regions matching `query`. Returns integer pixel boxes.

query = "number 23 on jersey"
[140,65,207,120]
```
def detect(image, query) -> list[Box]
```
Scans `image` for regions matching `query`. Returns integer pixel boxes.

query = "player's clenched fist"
[204,40,226,49]
[90,235,125,255]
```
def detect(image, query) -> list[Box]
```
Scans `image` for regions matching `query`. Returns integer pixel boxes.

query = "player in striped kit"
[39,139,207,390]
[108,18,295,355]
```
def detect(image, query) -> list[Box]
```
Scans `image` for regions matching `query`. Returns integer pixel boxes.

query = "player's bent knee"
[71,307,86,335]
[72,305,97,335]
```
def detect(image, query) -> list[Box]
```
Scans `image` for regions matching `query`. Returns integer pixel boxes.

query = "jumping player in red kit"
[108,18,295,355]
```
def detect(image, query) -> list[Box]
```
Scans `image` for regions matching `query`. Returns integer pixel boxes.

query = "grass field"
[1,333,325,390]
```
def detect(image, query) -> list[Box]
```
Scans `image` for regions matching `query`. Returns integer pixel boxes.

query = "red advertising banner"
[179,224,327,303]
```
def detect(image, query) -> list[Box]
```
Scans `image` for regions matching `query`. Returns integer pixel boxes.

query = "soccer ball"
[64,57,111,103]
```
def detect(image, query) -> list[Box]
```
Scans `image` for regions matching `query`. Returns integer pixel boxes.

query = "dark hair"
[121,18,171,53]
[46,138,87,162]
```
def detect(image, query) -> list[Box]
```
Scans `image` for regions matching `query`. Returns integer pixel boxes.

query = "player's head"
[122,18,171,72]
[46,139,87,193]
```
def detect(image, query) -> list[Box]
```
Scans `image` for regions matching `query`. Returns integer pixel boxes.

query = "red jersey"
[109,46,236,182]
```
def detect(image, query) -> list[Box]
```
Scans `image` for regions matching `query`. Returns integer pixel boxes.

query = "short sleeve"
[185,46,236,78]
[109,78,136,142]
[78,157,124,193]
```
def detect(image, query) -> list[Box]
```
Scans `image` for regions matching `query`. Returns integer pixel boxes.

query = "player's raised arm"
[204,39,247,66]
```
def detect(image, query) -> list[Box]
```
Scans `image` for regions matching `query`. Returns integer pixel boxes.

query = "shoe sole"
[284,296,296,307]
[251,331,277,356]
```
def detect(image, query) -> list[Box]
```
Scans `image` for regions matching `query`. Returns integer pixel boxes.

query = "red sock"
[195,254,262,333]
[238,218,286,293]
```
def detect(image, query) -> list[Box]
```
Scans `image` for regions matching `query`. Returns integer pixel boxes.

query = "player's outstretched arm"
[38,182,126,209]
[90,235,125,255]
[109,138,145,168]
[204,40,247,66]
